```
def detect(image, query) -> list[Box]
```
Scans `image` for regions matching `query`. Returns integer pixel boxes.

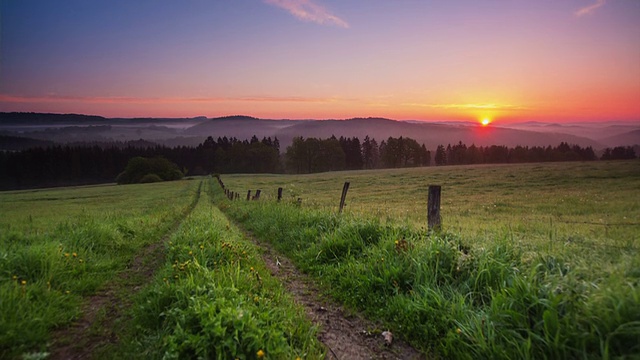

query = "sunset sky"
[1,0,639,123]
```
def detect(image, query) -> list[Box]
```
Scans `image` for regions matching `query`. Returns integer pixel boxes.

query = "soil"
[249,232,425,360]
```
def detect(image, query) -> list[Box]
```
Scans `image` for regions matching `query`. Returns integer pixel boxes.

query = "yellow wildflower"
[256,349,265,358]
[456,328,462,334]
[64,253,70,257]
[72,252,77,257]
[12,275,17,280]
[21,280,26,285]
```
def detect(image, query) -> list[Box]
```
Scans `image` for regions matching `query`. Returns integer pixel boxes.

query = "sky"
[0,0,639,123]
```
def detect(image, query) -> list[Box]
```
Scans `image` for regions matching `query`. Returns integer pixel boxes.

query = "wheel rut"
[48,181,202,360]
[236,227,424,360]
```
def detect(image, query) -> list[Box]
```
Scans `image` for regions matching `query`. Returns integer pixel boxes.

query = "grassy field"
[0,179,324,359]
[1,161,638,359]
[109,180,324,359]
[0,180,200,358]
[219,160,640,359]
[222,160,640,262]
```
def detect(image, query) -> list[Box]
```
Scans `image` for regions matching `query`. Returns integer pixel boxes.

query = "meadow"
[0,180,200,358]
[0,160,638,359]
[222,160,640,263]
[219,160,640,359]
[0,179,324,359]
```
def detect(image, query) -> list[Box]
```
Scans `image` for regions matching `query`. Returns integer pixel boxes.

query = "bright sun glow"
[481,118,491,126]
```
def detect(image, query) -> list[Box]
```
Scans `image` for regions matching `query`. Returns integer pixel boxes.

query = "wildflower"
[64,253,70,257]
[12,275,17,280]
[79,259,84,263]
[250,267,254,272]
[65,290,70,294]
[200,245,204,250]
[21,280,27,285]
[456,328,462,334]
[296,357,301,360]
[72,252,77,257]
[189,251,193,255]
[394,240,399,245]
[256,349,265,358]
[254,296,259,303]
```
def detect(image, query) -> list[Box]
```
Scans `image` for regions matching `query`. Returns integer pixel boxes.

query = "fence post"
[277,187,283,202]
[339,182,350,214]
[253,190,261,200]
[428,185,441,232]
[246,190,251,201]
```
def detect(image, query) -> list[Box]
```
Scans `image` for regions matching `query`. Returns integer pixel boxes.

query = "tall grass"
[111,179,324,359]
[0,180,200,358]
[222,193,640,359]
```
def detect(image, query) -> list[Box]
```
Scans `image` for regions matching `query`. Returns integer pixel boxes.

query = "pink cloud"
[264,0,349,28]
[575,0,607,17]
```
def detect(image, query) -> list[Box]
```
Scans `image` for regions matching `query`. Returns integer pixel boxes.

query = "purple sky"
[1,0,639,123]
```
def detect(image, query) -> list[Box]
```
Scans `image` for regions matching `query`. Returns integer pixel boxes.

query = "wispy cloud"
[264,0,349,28]
[575,0,607,17]
[403,103,530,111]
[0,94,334,104]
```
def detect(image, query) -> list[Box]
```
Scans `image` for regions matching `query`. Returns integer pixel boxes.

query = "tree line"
[433,141,605,165]
[0,134,636,190]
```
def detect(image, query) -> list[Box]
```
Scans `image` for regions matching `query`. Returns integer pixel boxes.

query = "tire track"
[233,225,425,360]
[48,181,202,360]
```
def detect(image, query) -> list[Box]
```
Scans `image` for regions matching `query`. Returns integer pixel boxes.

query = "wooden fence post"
[428,185,442,232]
[277,187,283,202]
[339,182,350,214]
[253,190,261,200]
[246,190,251,201]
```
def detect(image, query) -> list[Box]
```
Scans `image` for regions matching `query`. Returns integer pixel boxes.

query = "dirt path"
[48,182,202,360]
[245,231,424,360]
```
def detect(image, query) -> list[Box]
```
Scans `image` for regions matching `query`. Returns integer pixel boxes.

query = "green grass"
[110,179,324,359]
[219,161,640,359]
[0,180,200,359]
[222,160,640,264]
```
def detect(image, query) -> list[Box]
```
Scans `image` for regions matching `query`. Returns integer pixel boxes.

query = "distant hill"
[600,129,640,147]
[0,112,108,125]
[185,116,301,140]
[270,118,604,149]
[0,112,618,150]
[185,116,604,149]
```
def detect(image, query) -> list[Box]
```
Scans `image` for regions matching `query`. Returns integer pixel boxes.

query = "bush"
[139,174,162,183]
[116,157,183,184]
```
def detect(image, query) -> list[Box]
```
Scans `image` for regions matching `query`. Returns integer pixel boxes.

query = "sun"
[481,118,491,126]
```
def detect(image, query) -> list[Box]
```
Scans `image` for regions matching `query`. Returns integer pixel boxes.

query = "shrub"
[116,157,183,184]
[139,173,162,183]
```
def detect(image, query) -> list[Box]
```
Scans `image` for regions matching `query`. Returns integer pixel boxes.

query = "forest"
[0,134,635,190]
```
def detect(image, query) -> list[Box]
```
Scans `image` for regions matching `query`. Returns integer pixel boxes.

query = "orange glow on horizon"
[481,118,491,126]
